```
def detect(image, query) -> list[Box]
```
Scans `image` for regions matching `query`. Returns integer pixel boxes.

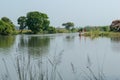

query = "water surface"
[0,33,120,80]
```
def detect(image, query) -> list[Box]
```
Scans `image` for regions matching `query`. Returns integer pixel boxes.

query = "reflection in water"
[0,36,15,48]
[111,37,120,43]
[111,37,120,52]
[65,36,75,42]
[1,34,120,80]
[18,35,50,56]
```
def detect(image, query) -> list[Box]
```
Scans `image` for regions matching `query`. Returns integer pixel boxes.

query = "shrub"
[0,20,14,35]
[48,26,56,33]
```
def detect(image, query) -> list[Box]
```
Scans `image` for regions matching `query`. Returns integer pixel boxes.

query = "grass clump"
[0,51,64,80]
[83,31,120,38]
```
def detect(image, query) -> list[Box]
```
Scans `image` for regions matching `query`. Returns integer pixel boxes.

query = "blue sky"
[0,0,120,27]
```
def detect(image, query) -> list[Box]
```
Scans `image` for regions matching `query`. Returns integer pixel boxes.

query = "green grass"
[83,31,120,38]
[14,30,32,34]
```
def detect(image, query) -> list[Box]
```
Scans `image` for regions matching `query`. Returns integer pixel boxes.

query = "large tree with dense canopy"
[26,11,50,34]
[0,17,15,35]
[17,16,27,33]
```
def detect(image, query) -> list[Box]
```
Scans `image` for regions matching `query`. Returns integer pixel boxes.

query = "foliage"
[71,28,78,32]
[16,11,57,34]
[17,16,27,33]
[82,26,111,38]
[26,11,50,34]
[62,22,74,30]
[83,26,110,32]
[1,17,15,31]
[47,26,56,33]
[1,17,12,24]
[0,20,11,35]
[97,26,110,32]
[0,17,15,35]
[42,19,50,31]
[56,28,69,33]
[78,28,83,32]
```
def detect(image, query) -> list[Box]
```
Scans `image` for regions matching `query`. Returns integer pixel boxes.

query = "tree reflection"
[19,36,50,57]
[65,35,75,42]
[63,35,75,48]
[0,36,15,48]
[111,37,120,52]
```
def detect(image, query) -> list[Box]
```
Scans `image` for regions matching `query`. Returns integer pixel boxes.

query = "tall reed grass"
[0,51,107,80]
[0,51,63,80]
[70,54,106,80]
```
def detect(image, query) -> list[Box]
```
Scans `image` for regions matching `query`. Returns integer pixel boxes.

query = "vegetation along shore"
[79,20,120,38]
[0,11,120,37]
[0,11,78,35]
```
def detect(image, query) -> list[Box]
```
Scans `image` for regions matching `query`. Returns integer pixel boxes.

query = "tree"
[1,17,12,24]
[26,11,50,34]
[42,19,50,31]
[62,22,74,30]
[1,17,15,31]
[17,16,27,33]
[48,26,56,33]
[101,26,109,32]
[0,20,13,35]
[0,17,15,35]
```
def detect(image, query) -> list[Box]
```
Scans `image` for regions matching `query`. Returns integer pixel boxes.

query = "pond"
[0,33,120,80]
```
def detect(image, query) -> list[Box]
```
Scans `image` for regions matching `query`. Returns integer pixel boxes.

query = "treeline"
[0,11,79,35]
[17,11,57,34]
[79,26,110,32]
[1,11,113,35]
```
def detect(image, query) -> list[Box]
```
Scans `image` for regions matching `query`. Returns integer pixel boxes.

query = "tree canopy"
[17,16,27,33]
[0,17,15,35]
[62,22,74,30]
[16,11,57,34]
[26,11,50,34]
[1,17,13,24]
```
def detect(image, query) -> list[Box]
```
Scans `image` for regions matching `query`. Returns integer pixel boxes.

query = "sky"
[0,0,120,27]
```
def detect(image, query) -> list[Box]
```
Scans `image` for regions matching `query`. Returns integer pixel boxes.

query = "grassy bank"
[83,31,120,38]
[13,28,78,35]
[13,30,32,34]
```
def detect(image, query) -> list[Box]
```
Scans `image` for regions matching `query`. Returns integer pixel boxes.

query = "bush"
[48,26,56,33]
[56,28,69,33]
[0,20,14,35]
